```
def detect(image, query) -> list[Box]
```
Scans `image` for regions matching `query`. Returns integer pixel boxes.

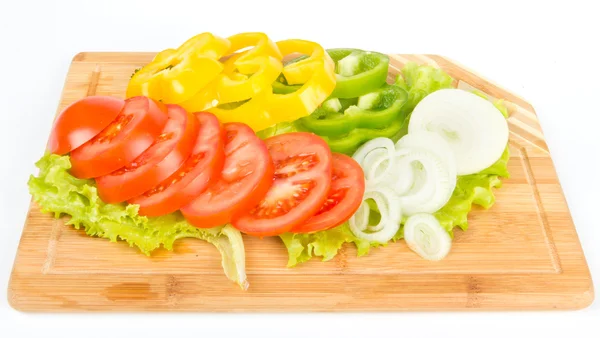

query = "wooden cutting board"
[8,53,594,312]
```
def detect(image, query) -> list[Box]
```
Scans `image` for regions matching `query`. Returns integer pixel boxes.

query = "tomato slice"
[129,112,225,217]
[181,122,274,228]
[291,153,365,233]
[95,104,199,203]
[232,132,332,237]
[70,96,168,179]
[48,96,125,155]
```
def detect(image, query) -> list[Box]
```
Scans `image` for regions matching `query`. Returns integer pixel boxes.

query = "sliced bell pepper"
[213,33,283,104]
[265,39,336,123]
[178,84,218,112]
[275,48,389,99]
[328,48,390,98]
[321,114,408,155]
[126,32,230,104]
[178,32,284,114]
[207,89,274,131]
[299,84,408,136]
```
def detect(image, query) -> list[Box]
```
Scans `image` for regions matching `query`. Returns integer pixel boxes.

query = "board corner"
[71,52,88,63]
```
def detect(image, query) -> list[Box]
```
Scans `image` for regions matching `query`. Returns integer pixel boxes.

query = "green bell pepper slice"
[298,84,408,136]
[272,78,301,94]
[256,110,408,156]
[328,48,390,98]
[273,48,390,98]
[321,114,408,155]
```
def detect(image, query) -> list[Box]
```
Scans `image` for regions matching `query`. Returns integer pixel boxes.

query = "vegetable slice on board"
[352,137,396,188]
[48,96,125,155]
[329,48,390,98]
[181,122,274,228]
[299,84,408,137]
[408,88,509,175]
[348,187,401,243]
[395,130,457,190]
[129,112,225,217]
[291,153,365,233]
[404,213,452,261]
[394,147,455,216]
[70,96,168,179]
[232,132,333,237]
[96,104,199,203]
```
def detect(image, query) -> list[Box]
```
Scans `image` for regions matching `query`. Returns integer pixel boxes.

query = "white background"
[1,0,599,336]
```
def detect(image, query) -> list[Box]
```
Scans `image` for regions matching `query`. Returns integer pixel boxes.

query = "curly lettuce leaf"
[394,61,454,113]
[434,146,509,233]
[28,153,248,290]
[279,223,391,267]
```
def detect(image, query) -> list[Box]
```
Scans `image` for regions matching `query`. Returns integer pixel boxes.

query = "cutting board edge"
[6,271,595,312]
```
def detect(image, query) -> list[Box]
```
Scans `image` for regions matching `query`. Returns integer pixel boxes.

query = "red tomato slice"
[181,122,274,228]
[291,153,365,233]
[95,104,199,203]
[48,96,125,155]
[70,96,168,179]
[232,132,332,237]
[129,112,225,217]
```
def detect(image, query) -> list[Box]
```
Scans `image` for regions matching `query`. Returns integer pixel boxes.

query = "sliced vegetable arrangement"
[28,31,511,289]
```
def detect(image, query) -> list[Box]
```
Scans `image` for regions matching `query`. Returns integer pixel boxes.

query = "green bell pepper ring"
[328,48,390,98]
[299,84,408,136]
[274,48,390,98]
[272,79,301,94]
[320,114,407,155]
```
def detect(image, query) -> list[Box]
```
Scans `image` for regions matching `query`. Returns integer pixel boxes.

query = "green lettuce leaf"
[279,223,391,267]
[434,146,509,233]
[28,153,248,290]
[394,61,454,114]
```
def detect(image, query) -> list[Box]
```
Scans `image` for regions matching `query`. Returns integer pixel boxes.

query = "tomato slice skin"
[129,112,226,217]
[232,132,332,237]
[95,104,199,203]
[70,96,168,179]
[48,96,125,155]
[181,122,274,228]
[291,153,365,233]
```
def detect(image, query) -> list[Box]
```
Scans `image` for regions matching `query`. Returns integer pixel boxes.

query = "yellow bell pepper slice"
[226,32,283,62]
[214,33,283,104]
[127,32,230,104]
[208,89,274,131]
[266,39,336,122]
[178,83,219,112]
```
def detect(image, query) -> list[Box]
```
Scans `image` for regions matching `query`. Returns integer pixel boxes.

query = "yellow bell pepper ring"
[265,39,336,122]
[213,33,284,104]
[277,39,331,84]
[208,89,274,131]
[126,32,230,104]
[216,55,283,104]
[178,82,219,112]
[225,32,283,62]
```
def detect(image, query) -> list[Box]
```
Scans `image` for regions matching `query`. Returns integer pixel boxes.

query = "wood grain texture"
[7,53,594,312]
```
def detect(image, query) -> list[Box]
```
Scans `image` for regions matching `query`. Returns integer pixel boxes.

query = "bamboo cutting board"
[8,53,594,312]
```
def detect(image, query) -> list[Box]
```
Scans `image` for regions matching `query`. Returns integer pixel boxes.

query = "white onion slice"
[404,213,452,261]
[408,89,509,175]
[392,148,415,196]
[349,187,401,243]
[395,130,457,193]
[352,137,396,187]
[395,149,455,216]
